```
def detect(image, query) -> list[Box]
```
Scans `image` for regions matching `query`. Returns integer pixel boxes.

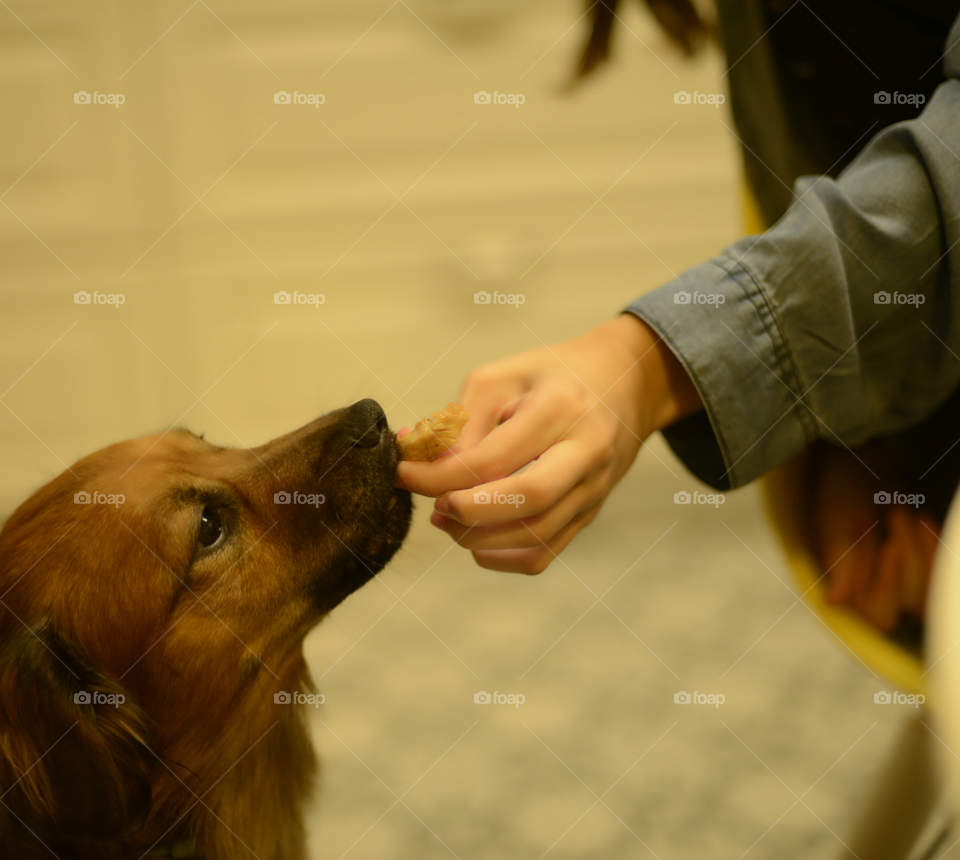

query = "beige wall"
[0,0,737,504]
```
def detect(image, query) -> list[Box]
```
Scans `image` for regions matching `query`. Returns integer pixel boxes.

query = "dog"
[0,399,412,859]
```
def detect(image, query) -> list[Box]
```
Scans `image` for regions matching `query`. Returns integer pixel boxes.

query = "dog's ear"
[0,622,153,840]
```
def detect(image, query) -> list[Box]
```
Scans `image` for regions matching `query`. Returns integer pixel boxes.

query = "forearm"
[626,78,960,490]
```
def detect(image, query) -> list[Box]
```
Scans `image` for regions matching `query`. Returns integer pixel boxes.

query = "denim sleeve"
[626,22,960,491]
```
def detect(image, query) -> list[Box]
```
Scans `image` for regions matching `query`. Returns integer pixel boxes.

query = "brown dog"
[0,399,412,859]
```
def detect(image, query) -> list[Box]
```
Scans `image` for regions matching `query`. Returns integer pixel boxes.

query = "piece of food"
[397,402,469,461]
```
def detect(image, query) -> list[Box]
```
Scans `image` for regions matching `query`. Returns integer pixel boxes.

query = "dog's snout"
[346,399,387,448]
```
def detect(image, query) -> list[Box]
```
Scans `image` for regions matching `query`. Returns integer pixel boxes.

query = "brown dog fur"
[0,399,411,859]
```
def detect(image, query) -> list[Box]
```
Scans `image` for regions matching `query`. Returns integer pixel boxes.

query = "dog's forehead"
[123,428,207,459]
[91,430,224,481]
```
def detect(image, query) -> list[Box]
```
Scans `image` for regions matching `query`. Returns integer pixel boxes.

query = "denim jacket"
[627,11,960,491]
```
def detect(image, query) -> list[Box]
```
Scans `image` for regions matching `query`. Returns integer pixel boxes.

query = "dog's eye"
[198,507,224,549]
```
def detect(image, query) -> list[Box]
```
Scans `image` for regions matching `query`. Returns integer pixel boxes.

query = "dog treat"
[397,402,469,461]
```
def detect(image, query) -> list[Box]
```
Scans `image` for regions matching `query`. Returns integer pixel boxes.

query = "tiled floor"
[0,2,914,858]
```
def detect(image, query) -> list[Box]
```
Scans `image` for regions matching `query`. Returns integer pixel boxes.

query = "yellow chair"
[743,185,925,697]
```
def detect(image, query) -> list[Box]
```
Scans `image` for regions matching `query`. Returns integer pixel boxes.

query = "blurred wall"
[0,0,737,508]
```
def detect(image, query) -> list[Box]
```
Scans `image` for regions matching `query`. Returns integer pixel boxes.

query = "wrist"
[604,313,703,434]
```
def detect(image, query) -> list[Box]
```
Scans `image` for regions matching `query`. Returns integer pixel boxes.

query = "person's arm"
[631,27,960,489]
[397,314,701,574]
[400,16,960,575]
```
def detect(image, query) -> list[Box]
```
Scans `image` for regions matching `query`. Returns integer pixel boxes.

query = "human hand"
[812,445,939,632]
[397,314,702,574]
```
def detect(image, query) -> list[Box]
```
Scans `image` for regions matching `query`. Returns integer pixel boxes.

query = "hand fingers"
[469,505,602,575]
[456,368,525,450]
[823,505,940,632]
[824,547,859,604]
[434,478,598,550]
[823,523,880,605]
[855,524,901,633]
[437,440,592,527]
[396,394,524,493]
[458,389,525,451]
[392,368,523,491]
[894,507,925,616]
[396,381,585,497]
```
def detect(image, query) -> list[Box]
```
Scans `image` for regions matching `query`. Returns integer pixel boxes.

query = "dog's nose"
[346,399,387,448]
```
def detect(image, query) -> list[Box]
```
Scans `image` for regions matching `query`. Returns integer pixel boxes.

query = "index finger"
[396,382,573,497]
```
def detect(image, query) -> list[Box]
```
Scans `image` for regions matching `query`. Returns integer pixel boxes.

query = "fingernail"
[430,511,447,529]
[435,494,449,514]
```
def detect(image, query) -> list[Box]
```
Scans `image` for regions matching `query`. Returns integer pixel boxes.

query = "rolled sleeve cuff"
[624,254,817,490]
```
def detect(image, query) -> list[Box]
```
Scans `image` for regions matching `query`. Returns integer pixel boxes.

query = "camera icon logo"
[274,691,291,704]
[74,91,91,104]
[674,691,692,704]
[874,491,892,504]
[674,290,691,304]
[874,91,891,105]
[674,91,691,104]
[874,691,892,704]
[274,291,291,304]
[74,491,91,504]
[874,291,891,304]
[474,91,491,104]
[474,491,491,504]
[474,290,491,304]
[274,91,291,104]
[474,691,491,704]
[674,491,691,505]
[74,691,91,704]
[274,491,292,504]
[74,291,91,304]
